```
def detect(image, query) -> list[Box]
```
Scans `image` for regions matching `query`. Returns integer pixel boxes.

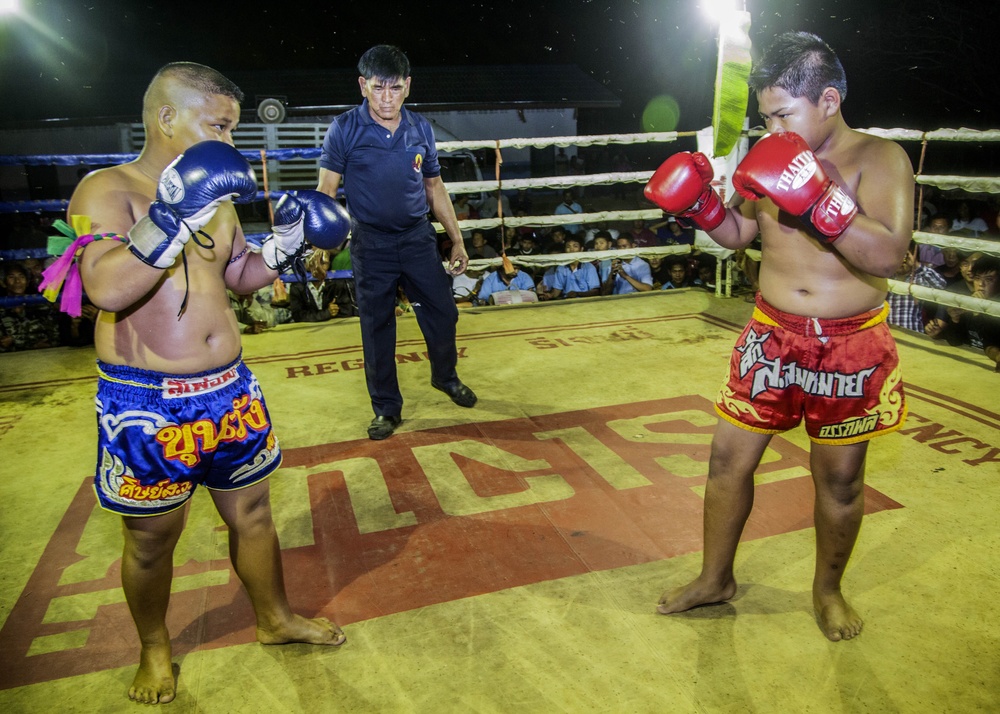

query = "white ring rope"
[888,280,1000,318]
[431,126,1000,318]
[860,128,1000,142]
[445,171,1000,197]
[437,208,662,234]
[911,231,1000,257]
[444,170,653,196]
[915,176,1000,193]
[436,127,1000,154]
[435,129,1000,196]
[436,132,683,153]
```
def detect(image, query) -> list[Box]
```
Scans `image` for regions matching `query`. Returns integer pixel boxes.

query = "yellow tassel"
[71,215,92,237]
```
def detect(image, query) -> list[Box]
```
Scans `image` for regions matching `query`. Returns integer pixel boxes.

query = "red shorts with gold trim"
[94,355,281,517]
[715,294,907,445]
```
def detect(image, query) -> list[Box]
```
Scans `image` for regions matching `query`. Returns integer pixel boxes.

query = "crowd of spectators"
[1,194,997,370]
[449,210,719,307]
[886,197,1000,371]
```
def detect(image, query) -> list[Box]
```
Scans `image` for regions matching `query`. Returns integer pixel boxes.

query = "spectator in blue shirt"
[590,231,615,284]
[604,235,654,295]
[317,45,476,441]
[550,236,600,299]
[536,243,565,301]
[477,265,536,304]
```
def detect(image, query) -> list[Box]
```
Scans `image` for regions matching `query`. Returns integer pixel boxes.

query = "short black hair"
[153,62,244,103]
[971,255,1000,277]
[5,263,29,279]
[748,32,847,104]
[358,45,410,82]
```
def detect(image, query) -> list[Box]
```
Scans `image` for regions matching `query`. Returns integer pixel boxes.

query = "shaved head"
[143,62,243,132]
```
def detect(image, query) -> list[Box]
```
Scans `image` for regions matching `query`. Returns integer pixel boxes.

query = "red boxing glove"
[644,152,726,232]
[733,132,857,243]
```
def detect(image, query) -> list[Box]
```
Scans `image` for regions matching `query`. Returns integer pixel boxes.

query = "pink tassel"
[60,264,85,317]
[37,232,126,315]
[38,241,83,303]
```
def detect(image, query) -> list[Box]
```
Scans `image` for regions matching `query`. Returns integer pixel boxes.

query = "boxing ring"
[3,126,1000,313]
[0,128,998,712]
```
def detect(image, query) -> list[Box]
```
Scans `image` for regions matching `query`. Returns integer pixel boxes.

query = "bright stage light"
[701,0,740,24]
[0,0,21,17]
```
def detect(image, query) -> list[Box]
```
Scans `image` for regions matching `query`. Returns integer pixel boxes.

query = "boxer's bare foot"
[257,614,346,646]
[128,642,175,704]
[657,575,738,614]
[814,589,863,641]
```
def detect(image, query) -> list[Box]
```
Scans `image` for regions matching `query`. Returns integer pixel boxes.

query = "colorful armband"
[37,216,126,317]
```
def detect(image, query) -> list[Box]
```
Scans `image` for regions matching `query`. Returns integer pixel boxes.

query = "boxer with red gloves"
[733,131,857,242]
[644,151,726,232]
[651,32,915,645]
[66,62,346,705]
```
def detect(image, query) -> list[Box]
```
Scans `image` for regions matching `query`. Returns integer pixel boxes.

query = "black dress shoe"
[367,415,402,440]
[431,379,478,408]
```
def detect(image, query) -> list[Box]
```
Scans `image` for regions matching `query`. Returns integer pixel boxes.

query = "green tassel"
[47,219,78,257]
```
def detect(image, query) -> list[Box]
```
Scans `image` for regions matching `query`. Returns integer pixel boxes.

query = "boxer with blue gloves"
[260,189,352,274]
[126,140,258,268]
[65,62,346,705]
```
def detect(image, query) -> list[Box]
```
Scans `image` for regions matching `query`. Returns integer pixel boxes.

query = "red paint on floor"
[0,396,901,689]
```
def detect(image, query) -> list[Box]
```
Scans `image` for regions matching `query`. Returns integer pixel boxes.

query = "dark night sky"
[1,0,997,134]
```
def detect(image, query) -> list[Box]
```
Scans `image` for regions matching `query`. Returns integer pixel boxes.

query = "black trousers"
[350,219,460,417]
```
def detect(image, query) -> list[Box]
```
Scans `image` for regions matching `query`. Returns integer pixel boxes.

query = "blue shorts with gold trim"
[93,355,281,517]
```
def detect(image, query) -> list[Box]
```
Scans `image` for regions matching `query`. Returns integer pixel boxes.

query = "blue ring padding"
[0,248,50,260]
[0,294,47,307]
[0,148,321,167]
[0,200,69,213]
[0,153,139,166]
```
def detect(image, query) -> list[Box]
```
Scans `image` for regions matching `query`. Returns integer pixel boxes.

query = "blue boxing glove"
[260,190,352,272]
[261,193,306,272]
[128,141,258,268]
[293,190,351,251]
